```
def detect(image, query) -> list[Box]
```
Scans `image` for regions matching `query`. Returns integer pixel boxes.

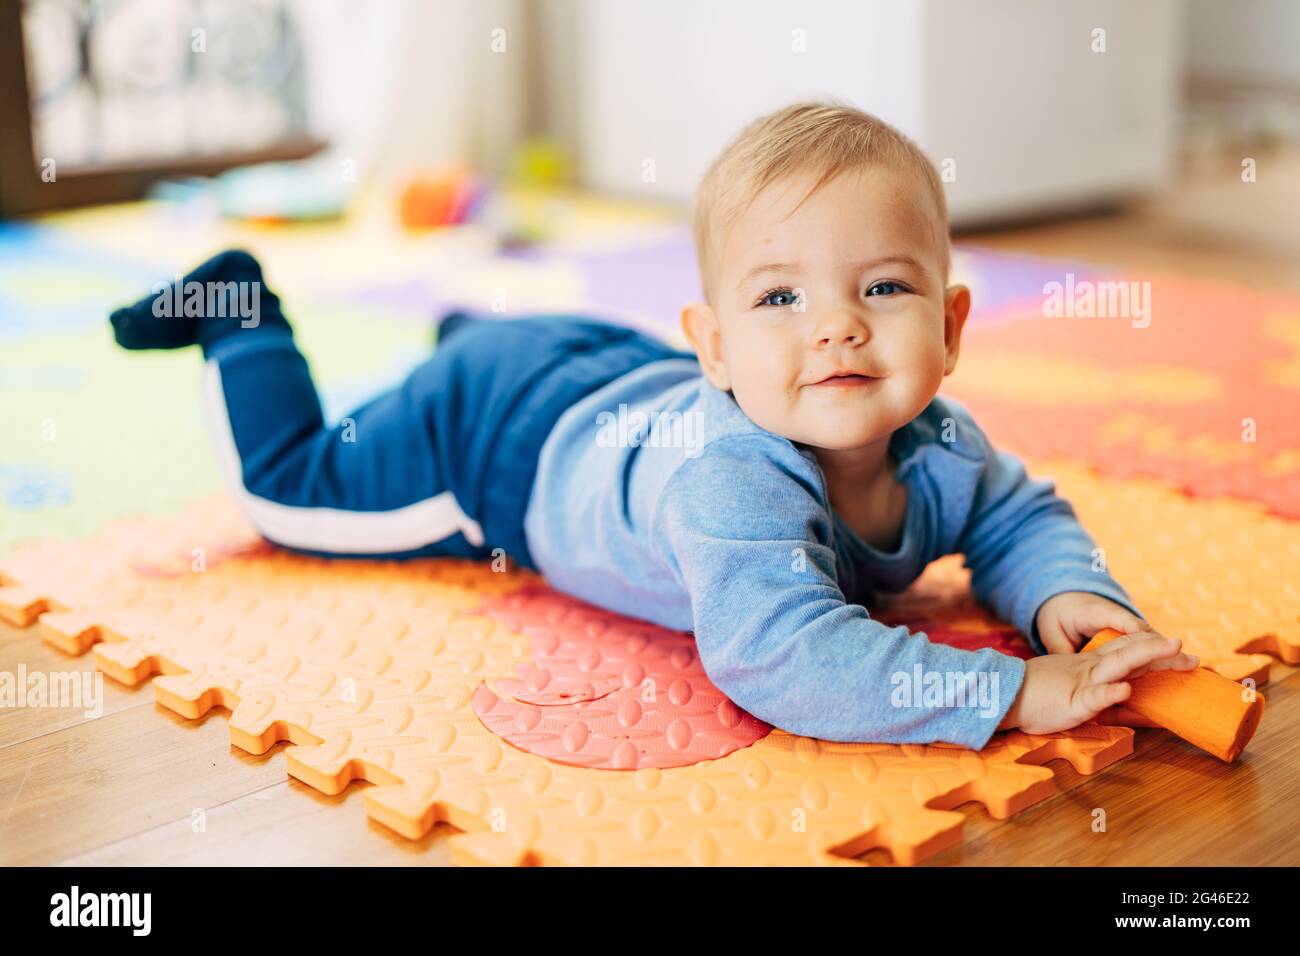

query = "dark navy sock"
[110,249,292,353]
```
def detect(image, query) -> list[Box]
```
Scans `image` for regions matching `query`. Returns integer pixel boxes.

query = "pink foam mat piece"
[471,586,772,769]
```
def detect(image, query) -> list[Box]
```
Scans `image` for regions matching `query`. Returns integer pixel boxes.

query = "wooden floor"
[962,148,1300,294]
[3,148,1298,867]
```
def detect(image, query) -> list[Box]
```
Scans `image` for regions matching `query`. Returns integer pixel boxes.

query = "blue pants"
[202,290,694,570]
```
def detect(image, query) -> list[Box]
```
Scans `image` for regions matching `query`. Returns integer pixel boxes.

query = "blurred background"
[1,0,1299,549]
[5,1,1299,256]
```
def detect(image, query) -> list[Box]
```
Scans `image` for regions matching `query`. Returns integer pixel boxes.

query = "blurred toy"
[471,189,565,250]
[512,138,572,188]
[148,157,355,222]
[398,165,488,229]
[397,142,575,243]
[1081,628,1265,762]
[215,158,354,221]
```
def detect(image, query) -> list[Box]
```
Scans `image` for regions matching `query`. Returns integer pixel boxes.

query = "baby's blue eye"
[867,281,906,297]
[759,288,800,308]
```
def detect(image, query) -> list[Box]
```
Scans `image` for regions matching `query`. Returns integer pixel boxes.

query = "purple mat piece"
[309,231,1115,338]
[566,232,704,333]
[505,229,701,335]
[543,233,1108,331]
[953,245,1113,321]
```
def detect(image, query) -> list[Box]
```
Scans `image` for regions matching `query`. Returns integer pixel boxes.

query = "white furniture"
[574,0,1182,226]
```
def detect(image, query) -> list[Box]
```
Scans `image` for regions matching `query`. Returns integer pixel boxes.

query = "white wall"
[1187,0,1300,88]
[573,0,1182,225]
[294,0,527,179]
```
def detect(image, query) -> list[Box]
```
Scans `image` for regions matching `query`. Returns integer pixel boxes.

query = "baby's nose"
[816,328,866,347]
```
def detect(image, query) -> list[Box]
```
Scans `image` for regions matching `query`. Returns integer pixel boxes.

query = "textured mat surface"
[472,587,772,770]
[0,494,1137,867]
[946,275,1300,518]
[2,456,1295,865]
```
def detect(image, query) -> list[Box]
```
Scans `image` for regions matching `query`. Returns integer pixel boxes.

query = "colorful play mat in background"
[1,193,1297,865]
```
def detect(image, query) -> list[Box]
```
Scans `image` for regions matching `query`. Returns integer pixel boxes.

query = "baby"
[110,101,1197,749]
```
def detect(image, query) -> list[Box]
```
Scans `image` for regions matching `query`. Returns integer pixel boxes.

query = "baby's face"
[687,165,967,451]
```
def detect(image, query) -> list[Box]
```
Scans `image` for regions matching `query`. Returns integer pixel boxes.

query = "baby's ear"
[680,301,731,390]
[941,284,971,376]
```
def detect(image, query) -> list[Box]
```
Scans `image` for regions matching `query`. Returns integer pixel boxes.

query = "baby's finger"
[1091,634,1182,683]
[1143,649,1200,672]
[1079,680,1131,716]
[1082,601,1149,636]
[1040,622,1078,655]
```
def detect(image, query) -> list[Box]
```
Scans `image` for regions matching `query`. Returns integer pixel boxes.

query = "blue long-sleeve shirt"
[521,358,1142,749]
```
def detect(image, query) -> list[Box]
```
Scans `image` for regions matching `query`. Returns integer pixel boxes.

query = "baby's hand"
[997,631,1200,735]
[1035,591,1149,654]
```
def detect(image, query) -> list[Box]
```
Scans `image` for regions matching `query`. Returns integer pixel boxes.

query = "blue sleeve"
[950,407,1145,654]
[652,435,1026,750]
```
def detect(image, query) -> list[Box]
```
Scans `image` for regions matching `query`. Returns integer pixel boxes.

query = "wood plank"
[0,697,283,865]
[961,152,1300,293]
[0,621,151,749]
[59,780,455,866]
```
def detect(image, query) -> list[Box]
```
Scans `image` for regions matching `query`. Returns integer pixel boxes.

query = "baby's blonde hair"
[691,100,951,303]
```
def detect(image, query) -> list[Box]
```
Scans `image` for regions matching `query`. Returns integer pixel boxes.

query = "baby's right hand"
[997,631,1199,735]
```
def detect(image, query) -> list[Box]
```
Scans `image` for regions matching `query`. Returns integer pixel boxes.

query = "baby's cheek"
[730,335,793,393]
[899,323,950,384]
[734,379,795,436]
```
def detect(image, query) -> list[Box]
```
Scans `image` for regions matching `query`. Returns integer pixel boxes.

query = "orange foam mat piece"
[1,459,1294,864]
[1036,459,1300,676]
[0,495,1131,866]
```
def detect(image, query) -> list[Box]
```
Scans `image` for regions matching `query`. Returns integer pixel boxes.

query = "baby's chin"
[732,383,929,449]
[796,424,898,451]
[759,411,903,451]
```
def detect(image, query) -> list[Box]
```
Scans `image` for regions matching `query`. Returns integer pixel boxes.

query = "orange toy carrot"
[1080,628,1265,762]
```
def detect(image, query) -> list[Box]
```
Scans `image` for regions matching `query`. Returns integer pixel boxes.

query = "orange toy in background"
[398,165,487,229]
[1081,628,1266,762]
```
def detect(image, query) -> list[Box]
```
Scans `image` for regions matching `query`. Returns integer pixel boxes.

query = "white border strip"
[202,359,484,553]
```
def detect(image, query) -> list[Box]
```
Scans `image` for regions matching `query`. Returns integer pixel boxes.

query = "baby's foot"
[110,249,280,351]
[109,287,197,350]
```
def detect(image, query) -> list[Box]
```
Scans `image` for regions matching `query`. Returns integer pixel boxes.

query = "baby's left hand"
[1036,591,1194,729]
[1035,591,1150,655]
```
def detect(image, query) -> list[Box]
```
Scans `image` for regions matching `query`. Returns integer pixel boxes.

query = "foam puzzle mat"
[1,456,1295,865]
[945,278,1300,518]
[0,495,1131,866]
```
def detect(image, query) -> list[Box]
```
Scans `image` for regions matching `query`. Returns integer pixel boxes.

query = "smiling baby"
[109,100,1198,749]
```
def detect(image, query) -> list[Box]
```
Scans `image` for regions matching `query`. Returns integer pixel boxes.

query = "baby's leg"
[111,250,485,559]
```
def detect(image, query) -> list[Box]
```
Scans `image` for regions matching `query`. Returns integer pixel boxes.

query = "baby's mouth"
[807,371,884,388]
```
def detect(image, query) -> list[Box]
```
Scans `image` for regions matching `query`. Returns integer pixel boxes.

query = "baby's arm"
[652,435,1026,750]
[949,404,1143,655]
